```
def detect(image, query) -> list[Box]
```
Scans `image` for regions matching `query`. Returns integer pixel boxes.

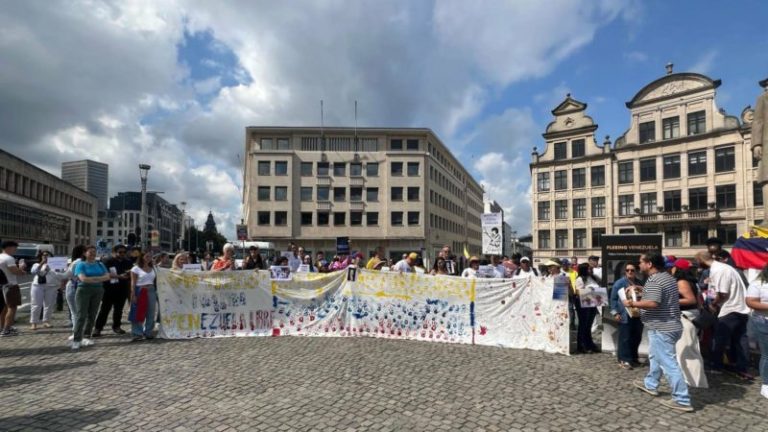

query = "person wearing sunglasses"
[610,262,645,370]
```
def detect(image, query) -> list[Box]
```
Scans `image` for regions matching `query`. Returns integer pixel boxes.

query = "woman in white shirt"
[461,257,480,278]
[129,251,157,342]
[746,263,768,400]
[29,251,65,330]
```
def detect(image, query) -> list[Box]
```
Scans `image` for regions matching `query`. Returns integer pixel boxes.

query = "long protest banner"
[157,268,570,355]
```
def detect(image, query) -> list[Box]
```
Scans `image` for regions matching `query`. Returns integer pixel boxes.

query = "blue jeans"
[645,329,690,406]
[65,282,78,330]
[749,315,768,385]
[131,286,157,337]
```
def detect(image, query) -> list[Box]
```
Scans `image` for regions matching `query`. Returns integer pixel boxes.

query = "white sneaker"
[71,341,81,350]
[761,385,768,400]
[81,338,94,347]
[67,335,74,341]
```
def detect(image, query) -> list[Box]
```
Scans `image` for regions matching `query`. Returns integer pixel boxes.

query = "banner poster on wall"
[481,213,503,255]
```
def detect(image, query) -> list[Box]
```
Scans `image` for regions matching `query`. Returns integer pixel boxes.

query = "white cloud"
[624,51,648,62]
[690,50,718,75]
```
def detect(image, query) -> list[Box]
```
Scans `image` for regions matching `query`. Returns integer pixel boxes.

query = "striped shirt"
[640,271,682,332]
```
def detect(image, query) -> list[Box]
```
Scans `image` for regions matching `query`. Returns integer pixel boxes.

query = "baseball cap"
[408,252,419,260]
[673,258,691,271]
[543,258,561,267]
[520,256,531,262]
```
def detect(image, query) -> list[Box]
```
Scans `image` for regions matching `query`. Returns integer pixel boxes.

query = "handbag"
[692,307,717,330]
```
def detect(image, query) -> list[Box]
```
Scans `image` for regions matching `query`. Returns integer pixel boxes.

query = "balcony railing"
[615,208,719,225]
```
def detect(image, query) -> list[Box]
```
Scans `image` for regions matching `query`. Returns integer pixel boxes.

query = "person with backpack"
[71,245,110,350]
[513,257,539,277]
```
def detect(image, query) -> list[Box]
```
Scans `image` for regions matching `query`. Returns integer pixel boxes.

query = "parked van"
[13,243,55,265]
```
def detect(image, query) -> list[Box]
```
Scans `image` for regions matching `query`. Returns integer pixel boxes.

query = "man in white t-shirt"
[514,257,539,277]
[1,240,27,337]
[695,251,751,378]
[461,256,480,278]
[392,253,417,273]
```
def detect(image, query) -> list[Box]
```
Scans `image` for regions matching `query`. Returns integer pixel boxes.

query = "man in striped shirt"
[625,251,693,412]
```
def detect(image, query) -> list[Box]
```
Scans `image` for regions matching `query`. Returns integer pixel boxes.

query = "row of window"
[256,186,422,202]
[618,147,734,184]
[430,190,465,218]
[430,213,465,236]
[0,167,94,217]
[537,166,604,191]
[256,211,419,227]
[639,111,706,144]
[553,139,586,160]
[257,137,420,153]
[427,142,467,184]
[257,160,420,177]
[537,224,737,250]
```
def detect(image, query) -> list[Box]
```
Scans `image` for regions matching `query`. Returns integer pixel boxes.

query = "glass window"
[407,212,420,225]
[571,139,585,158]
[366,212,379,226]
[554,170,567,190]
[350,163,362,176]
[688,187,708,211]
[555,200,568,219]
[572,168,586,189]
[407,187,419,201]
[663,190,681,212]
[300,187,312,202]
[391,187,403,201]
[640,192,656,214]
[665,227,682,247]
[538,231,550,249]
[554,142,566,160]
[366,187,379,202]
[715,146,735,172]
[537,172,550,191]
[573,199,586,218]
[257,186,270,201]
[591,166,605,187]
[687,111,706,135]
[277,138,290,150]
[317,212,330,226]
[555,230,568,249]
[716,184,736,209]
[662,116,680,140]
[257,211,270,225]
[391,211,403,226]
[618,162,633,184]
[716,224,738,245]
[334,212,346,226]
[390,139,403,150]
[366,163,379,177]
[300,212,312,226]
[690,227,708,246]
[274,211,287,226]
[663,155,680,179]
[391,162,403,176]
[537,201,550,220]
[755,182,764,207]
[300,162,312,176]
[350,187,363,202]
[275,161,288,175]
[688,151,707,176]
[260,138,273,150]
[640,158,656,182]
[275,186,288,201]
[619,195,634,216]
[350,212,363,226]
[333,163,346,177]
[407,162,419,176]
[591,197,605,217]
[257,161,270,176]
[573,229,587,248]
[317,186,330,201]
[317,162,330,176]
[591,228,606,248]
[333,187,346,202]
[406,139,419,150]
[639,121,655,143]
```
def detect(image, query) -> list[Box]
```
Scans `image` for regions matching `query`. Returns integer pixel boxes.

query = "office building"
[62,159,109,210]
[99,192,182,252]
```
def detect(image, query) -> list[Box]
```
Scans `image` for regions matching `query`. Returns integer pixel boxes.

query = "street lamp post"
[180,201,187,252]
[139,164,151,250]
[512,230,518,256]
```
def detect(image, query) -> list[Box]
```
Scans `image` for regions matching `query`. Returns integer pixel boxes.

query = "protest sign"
[481,213,503,255]
[182,264,202,272]
[336,237,350,255]
[47,257,69,272]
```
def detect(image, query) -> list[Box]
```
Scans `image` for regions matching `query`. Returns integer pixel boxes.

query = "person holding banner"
[129,251,157,342]
[211,244,236,271]
[171,252,189,270]
[461,256,480,278]
[574,263,600,354]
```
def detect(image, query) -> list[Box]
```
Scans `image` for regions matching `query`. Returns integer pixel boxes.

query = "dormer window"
[554,142,567,160]
[571,139,585,158]
[662,116,680,139]
[639,121,655,143]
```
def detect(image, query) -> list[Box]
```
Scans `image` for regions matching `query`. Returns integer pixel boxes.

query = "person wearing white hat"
[461,256,480,278]
[514,257,539,277]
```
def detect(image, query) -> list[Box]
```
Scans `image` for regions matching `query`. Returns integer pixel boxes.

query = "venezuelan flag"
[732,236,768,270]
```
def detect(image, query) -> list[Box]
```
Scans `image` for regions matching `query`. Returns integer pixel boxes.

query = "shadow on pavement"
[0,408,120,431]
[0,360,96,376]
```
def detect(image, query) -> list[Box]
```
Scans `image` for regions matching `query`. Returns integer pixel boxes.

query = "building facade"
[530,67,761,265]
[100,192,182,252]
[61,159,109,211]
[0,149,98,255]
[243,127,484,261]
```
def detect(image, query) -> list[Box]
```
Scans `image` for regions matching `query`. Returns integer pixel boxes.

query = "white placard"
[296,264,310,273]
[481,213,503,255]
[182,264,202,272]
[47,257,69,272]
[270,265,292,280]
[477,265,497,278]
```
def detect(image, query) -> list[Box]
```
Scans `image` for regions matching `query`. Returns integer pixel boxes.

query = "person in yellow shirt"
[365,248,385,270]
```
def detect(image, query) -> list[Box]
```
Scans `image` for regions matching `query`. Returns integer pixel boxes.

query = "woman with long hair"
[672,259,708,388]
[171,252,189,270]
[29,251,64,330]
[746,263,768,400]
[609,262,644,369]
[71,245,110,350]
[129,250,157,341]
[574,262,600,353]
[64,245,86,333]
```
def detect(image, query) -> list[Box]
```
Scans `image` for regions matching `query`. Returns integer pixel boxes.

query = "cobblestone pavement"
[0,309,764,432]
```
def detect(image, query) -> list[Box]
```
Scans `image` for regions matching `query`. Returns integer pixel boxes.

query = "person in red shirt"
[212,244,235,271]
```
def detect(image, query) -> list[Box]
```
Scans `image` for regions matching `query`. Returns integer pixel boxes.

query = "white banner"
[481,212,503,255]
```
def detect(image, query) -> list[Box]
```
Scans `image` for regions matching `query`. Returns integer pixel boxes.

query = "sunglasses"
[625,268,636,272]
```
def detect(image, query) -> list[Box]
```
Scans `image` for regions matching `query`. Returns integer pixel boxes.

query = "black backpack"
[0,267,7,285]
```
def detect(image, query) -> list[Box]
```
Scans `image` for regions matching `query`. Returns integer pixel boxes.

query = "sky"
[1,0,767,239]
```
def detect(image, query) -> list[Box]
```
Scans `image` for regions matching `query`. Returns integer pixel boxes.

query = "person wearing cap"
[671,258,708,388]
[461,256,480,278]
[514,257,539,277]
[393,253,417,273]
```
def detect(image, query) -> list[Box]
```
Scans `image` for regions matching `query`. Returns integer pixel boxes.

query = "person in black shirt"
[242,246,264,270]
[93,245,133,336]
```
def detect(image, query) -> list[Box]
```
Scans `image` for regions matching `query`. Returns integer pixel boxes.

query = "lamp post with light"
[139,164,151,249]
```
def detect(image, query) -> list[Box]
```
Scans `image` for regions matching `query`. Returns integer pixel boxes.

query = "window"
[662,155,680,179]
[300,187,313,202]
[276,138,290,150]
[333,187,346,202]
[572,168,586,189]
[407,212,420,225]
[274,211,287,226]
[257,186,270,201]
[391,187,403,201]
[391,162,403,176]
[257,161,270,176]
[716,224,738,245]
[665,227,682,247]
[555,230,568,249]
[391,211,403,226]
[317,162,330,176]
[350,212,363,226]
[406,139,419,150]
[571,139,585,158]
[257,211,270,225]
[592,228,606,248]
[591,166,605,187]
[755,182,765,207]
[716,184,736,209]
[350,187,363,202]
[591,197,605,217]
[317,186,330,201]
[555,200,568,219]
[275,186,288,201]
[407,187,420,201]
[390,139,403,150]
[300,162,313,176]
[260,138,273,150]
[715,146,735,172]
[407,162,419,176]
[301,212,313,226]
[573,199,586,219]
[639,121,655,143]
[618,162,633,184]
[690,226,708,246]
[317,212,330,226]
[275,161,288,175]
[366,187,379,202]
[350,163,362,176]
[537,201,550,220]
[366,212,379,226]
[573,229,587,249]
[687,111,706,135]
[366,163,379,177]
[662,116,680,140]
[618,195,634,216]
[554,142,566,160]
[639,158,656,182]
[333,163,346,177]
[334,212,346,226]
[640,192,656,214]
[554,170,567,190]
[663,190,681,212]
[688,151,707,176]
[688,187,708,211]
[537,172,550,191]
[538,231,551,249]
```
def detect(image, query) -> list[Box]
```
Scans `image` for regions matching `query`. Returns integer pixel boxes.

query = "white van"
[14,243,56,265]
